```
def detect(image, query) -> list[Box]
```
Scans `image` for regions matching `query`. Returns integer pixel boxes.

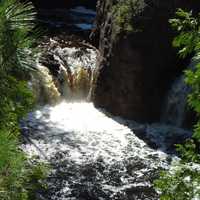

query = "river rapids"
[20,5,192,200]
[21,37,191,200]
[21,102,172,200]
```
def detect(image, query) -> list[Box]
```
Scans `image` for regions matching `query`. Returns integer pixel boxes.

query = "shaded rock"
[92,0,200,123]
[30,0,97,9]
[39,52,60,77]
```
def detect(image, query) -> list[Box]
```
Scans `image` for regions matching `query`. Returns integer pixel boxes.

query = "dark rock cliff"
[92,0,200,122]
[30,0,96,9]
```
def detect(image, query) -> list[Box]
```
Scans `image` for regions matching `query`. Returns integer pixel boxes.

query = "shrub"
[112,0,145,35]
[0,1,48,199]
[155,9,200,200]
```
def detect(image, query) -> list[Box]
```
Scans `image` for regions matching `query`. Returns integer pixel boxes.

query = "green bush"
[155,9,200,200]
[112,0,145,35]
[0,0,48,199]
[155,163,200,200]
[0,130,48,200]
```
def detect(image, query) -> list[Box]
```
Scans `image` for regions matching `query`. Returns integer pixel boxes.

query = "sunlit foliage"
[155,9,200,200]
[112,0,145,35]
[0,0,47,199]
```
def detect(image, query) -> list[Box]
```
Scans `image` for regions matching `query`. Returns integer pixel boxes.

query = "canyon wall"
[93,0,200,122]
[30,0,96,9]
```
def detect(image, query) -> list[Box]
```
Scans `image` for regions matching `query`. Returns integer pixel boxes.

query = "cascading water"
[161,55,200,127]
[21,35,176,199]
[22,36,188,199]
[21,102,171,200]
[30,37,97,104]
[30,63,61,105]
[20,5,197,200]
[22,34,195,200]
[161,74,190,127]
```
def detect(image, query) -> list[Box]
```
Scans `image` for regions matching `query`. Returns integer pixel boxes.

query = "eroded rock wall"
[93,0,200,122]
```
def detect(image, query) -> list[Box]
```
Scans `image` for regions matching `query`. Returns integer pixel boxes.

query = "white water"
[53,45,97,73]
[21,102,171,200]
[161,55,200,127]
[161,75,190,127]
[24,40,196,199]
[31,38,98,104]
[23,11,198,198]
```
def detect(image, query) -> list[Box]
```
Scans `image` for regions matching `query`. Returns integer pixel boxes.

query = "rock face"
[93,0,200,122]
[30,0,96,9]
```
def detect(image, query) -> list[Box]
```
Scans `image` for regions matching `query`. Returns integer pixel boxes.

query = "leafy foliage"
[155,9,200,200]
[0,75,34,130]
[155,163,200,200]
[112,0,145,35]
[0,0,38,72]
[0,0,48,199]
[0,130,48,200]
[169,9,200,58]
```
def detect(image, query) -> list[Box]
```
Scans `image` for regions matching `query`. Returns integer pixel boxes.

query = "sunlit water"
[21,4,197,199]
[21,102,174,200]
[31,37,97,104]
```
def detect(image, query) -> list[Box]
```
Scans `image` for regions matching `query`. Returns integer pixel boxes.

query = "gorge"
[19,0,200,199]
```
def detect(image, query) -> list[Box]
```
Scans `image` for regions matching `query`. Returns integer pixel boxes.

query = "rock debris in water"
[21,102,170,200]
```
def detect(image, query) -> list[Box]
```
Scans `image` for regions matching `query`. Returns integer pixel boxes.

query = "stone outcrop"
[30,0,96,9]
[92,0,200,122]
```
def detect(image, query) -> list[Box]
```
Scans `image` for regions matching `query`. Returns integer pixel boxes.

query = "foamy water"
[21,102,170,200]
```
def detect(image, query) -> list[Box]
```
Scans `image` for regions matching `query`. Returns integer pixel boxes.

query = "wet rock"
[39,52,60,77]
[92,0,200,123]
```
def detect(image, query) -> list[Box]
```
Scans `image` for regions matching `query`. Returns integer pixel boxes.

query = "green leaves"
[185,62,200,114]
[112,0,145,35]
[0,0,38,72]
[0,1,47,199]
[0,129,49,200]
[155,164,200,200]
[155,9,200,200]
[169,9,200,58]
[169,9,200,160]
[0,0,36,30]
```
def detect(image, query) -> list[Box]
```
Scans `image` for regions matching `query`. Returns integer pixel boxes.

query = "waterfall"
[20,6,200,199]
[22,39,198,200]
[22,36,176,200]
[161,55,200,127]
[30,38,97,104]
[161,74,190,127]
[30,63,61,105]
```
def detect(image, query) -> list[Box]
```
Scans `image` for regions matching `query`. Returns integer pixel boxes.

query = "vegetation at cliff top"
[112,0,145,35]
[155,9,200,200]
[0,0,47,199]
